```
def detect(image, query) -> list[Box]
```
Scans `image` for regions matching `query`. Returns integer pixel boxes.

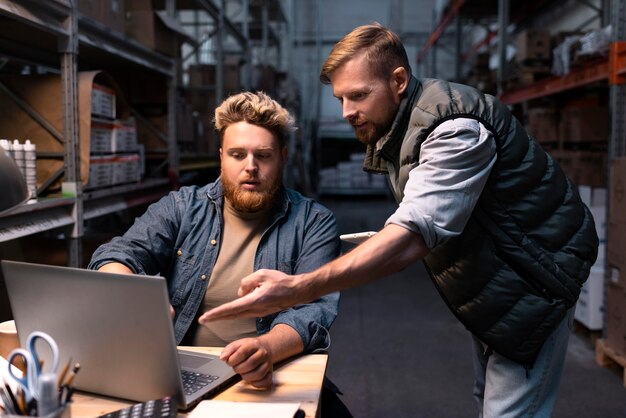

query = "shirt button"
[210,239,217,246]
[176,249,182,256]
[200,274,207,280]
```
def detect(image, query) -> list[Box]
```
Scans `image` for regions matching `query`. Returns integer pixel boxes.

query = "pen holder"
[0,402,71,418]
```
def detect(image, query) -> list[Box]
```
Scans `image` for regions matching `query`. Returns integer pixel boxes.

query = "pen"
[3,381,18,413]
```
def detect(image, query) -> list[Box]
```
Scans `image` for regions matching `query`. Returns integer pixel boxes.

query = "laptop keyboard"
[181,370,220,395]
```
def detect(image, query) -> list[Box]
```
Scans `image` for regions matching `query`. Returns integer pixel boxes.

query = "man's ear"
[391,67,409,95]
[219,148,223,160]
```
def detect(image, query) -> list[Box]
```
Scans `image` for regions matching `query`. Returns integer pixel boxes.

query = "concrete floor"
[320,196,626,418]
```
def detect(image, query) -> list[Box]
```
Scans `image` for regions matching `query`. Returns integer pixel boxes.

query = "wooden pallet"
[595,339,626,388]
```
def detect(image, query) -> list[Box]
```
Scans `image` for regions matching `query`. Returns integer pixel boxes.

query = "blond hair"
[214,91,294,147]
[320,22,411,84]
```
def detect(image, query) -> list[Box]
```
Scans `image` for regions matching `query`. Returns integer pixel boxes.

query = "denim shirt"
[88,179,341,352]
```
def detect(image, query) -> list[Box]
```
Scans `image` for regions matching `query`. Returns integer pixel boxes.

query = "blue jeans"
[472,308,574,418]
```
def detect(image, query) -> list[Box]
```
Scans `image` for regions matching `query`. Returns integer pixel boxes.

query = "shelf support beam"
[59,2,82,267]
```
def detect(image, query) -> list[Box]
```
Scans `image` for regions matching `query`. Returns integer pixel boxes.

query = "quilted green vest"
[364,77,599,365]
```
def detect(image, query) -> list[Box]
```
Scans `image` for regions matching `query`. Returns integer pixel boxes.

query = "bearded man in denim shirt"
[89,91,340,389]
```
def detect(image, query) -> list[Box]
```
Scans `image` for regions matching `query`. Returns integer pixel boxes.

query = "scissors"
[6,331,60,403]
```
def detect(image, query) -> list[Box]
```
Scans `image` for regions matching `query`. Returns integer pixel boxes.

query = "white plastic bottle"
[23,139,37,199]
[0,138,12,157]
[11,139,25,177]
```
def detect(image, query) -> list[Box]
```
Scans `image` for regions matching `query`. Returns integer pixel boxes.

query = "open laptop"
[1,260,238,410]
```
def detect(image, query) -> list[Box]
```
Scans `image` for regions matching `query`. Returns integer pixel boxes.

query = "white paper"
[1,355,22,409]
[188,400,301,418]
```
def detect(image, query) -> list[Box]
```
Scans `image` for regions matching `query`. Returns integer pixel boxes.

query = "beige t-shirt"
[187,200,270,346]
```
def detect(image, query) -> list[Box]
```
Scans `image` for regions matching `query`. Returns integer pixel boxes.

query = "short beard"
[222,175,282,213]
[353,115,395,145]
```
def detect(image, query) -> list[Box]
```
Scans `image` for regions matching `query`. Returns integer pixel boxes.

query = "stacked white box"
[112,154,141,185]
[112,118,138,152]
[575,266,605,330]
[90,121,115,153]
[86,155,114,189]
[91,84,116,119]
[319,167,338,190]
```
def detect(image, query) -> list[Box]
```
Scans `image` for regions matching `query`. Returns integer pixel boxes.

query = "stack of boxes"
[87,84,142,190]
[511,29,552,87]
[318,153,387,193]
[77,0,190,58]
[575,186,607,330]
[525,98,609,189]
[607,159,626,355]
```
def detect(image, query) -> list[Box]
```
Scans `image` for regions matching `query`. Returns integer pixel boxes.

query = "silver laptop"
[1,260,238,410]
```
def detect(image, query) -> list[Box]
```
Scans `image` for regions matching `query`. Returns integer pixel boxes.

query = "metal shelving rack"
[0,0,289,267]
[0,0,178,267]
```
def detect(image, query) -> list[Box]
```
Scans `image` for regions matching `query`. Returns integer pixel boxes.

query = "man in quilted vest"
[203,23,599,417]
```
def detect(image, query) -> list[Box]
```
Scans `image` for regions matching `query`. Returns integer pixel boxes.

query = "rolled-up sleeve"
[386,118,497,249]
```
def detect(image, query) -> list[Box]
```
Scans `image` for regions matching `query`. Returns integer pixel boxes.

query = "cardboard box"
[188,64,242,95]
[610,158,626,224]
[608,221,626,277]
[575,266,605,330]
[77,0,100,21]
[526,107,559,143]
[104,0,125,34]
[135,114,169,150]
[92,84,116,119]
[607,282,626,356]
[77,0,125,34]
[559,106,610,143]
[550,150,608,187]
[0,71,129,191]
[516,29,551,62]
[125,10,191,57]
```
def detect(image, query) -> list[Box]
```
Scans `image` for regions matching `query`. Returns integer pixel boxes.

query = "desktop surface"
[69,347,328,418]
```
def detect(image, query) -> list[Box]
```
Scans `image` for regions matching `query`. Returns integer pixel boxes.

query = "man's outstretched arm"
[200,223,430,322]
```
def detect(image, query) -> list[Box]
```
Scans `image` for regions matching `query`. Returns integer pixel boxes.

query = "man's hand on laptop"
[219,338,273,389]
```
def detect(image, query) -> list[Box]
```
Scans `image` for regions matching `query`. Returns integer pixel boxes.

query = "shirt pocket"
[169,248,197,306]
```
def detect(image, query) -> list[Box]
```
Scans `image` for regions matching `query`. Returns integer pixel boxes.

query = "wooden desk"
[69,347,328,418]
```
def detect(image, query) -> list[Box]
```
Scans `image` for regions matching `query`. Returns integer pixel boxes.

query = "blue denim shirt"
[88,179,340,352]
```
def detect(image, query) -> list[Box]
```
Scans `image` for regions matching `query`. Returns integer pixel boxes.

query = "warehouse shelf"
[179,156,220,171]
[0,0,290,266]
[0,0,180,266]
[0,197,75,242]
[78,17,175,77]
[83,178,172,220]
[500,59,609,104]
[0,0,71,38]
[416,0,563,64]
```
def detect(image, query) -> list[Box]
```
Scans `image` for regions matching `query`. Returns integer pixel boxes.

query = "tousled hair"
[213,91,294,147]
[320,22,411,84]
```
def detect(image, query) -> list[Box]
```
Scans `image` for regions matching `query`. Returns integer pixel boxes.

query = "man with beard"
[202,24,599,417]
[88,91,340,390]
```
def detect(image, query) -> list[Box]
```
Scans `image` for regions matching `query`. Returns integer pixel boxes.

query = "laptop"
[1,260,238,410]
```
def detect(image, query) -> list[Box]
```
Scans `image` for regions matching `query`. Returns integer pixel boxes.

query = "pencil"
[57,357,72,388]
[64,363,81,387]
